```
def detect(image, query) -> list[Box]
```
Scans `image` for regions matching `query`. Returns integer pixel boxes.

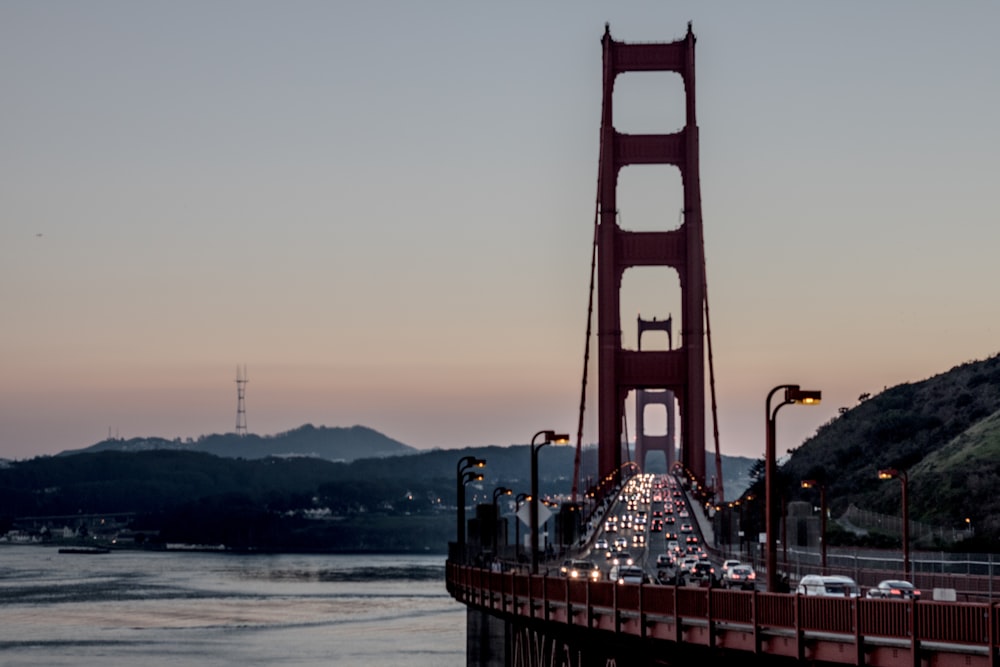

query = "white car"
[797,575,860,598]
[609,565,645,584]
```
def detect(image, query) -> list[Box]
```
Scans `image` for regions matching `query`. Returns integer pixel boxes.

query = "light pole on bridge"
[878,467,910,580]
[766,384,821,592]
[492,486,512,551]
[530,429,569,574]
[801,479,827,574]
[456,456,485,560]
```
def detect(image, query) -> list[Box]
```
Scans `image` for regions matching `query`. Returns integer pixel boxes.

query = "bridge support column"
[466,607,508,667]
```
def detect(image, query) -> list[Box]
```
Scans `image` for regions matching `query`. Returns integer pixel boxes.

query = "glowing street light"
[456,456,486,558]
[878,467,910,579]
[766,384,821,592]
[530,430,569,574]
[492,486,512,550]
[801,479,827,573]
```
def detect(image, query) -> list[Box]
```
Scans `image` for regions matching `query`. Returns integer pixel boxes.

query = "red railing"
[447,562,1000,667]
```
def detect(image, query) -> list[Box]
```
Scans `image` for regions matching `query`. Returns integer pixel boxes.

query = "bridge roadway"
[449,473,999,667]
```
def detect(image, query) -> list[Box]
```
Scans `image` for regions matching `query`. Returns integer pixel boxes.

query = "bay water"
[0,545,465,666]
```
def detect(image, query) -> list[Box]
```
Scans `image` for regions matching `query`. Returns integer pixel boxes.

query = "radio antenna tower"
[235,365,248,436]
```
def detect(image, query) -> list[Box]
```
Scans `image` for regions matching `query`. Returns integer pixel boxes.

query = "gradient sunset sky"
[3,2,998,463]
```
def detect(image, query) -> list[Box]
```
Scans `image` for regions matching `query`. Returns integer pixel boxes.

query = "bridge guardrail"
[448,561,1000,666]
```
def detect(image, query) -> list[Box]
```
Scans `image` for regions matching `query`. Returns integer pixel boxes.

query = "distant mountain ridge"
[59,424,415,463]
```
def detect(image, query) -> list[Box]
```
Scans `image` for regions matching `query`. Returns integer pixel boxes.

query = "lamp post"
[492,486,512,551]
[456,456,486,558]
[766,384,821,592]
[878,468,910,579]
[801,479,827,573]
[531,430,569,574]
[515,492,530,562]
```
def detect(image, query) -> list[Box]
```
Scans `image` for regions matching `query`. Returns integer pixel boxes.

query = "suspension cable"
[570,194,600,504]
[704,244,724,502]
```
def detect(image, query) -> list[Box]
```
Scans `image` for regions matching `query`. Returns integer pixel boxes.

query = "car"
[609,564,646,584]
[797,575,860,598]
[867,580,921,600]
[562,559,601,582]
[595,538,609,551]
[677,556,699,572]
[666,540,680,553]
[722,564,756,590]
[688,559,716,582]
[680,523,693,533]
[721,559,741,575]
[610,551,635,567]
[655,553,673,569]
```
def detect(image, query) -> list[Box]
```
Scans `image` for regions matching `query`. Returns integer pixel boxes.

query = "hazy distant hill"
[59,424,415,463]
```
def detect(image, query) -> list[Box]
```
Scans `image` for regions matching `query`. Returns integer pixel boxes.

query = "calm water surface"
[0,546,464,666]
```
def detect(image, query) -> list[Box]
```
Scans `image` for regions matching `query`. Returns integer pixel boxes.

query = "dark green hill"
[769,353,1000,542]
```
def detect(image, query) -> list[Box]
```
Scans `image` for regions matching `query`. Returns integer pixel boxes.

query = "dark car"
[867,580,921,600]
[687,560,716,585]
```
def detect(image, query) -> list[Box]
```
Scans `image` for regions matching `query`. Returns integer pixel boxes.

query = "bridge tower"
[635,316,676,472]
[597,23,706,485]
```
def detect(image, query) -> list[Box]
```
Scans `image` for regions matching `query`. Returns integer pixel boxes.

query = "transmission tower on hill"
[235,365,248,436]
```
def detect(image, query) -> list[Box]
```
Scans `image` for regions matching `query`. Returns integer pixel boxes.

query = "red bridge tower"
[597,24,706,486]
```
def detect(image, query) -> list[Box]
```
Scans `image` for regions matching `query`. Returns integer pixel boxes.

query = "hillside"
[57,424,414,462]
[774,353,1000,541]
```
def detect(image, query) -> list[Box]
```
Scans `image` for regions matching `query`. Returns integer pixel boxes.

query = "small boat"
[58,546,111,554]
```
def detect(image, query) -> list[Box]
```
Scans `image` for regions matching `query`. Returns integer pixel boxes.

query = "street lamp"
[766,384,821,592]
[492,487,512,551]
[878,468,910,579]
[515,492,530,562]
[530,429,569,574]
[456,456,486,558]
[801,479,827,573]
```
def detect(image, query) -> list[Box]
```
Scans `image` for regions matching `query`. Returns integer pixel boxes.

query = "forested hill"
[773,353,1000,542]
[57,424,414,462]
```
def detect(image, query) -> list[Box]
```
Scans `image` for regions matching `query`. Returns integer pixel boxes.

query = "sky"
[2,2,998,465]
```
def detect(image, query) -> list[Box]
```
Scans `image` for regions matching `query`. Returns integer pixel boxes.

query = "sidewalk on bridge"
[688,491,715,547]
